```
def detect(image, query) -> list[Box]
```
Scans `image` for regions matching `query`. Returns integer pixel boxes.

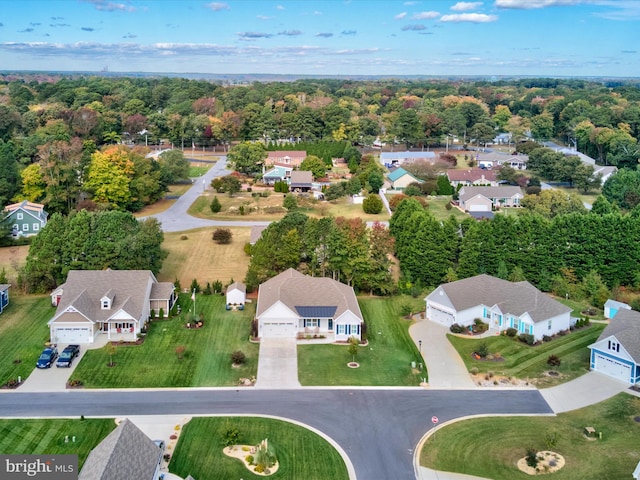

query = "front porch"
[99,321,139,341]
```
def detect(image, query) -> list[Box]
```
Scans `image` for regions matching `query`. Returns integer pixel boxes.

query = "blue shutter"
[529,325,534,334]
[509,318,514,328]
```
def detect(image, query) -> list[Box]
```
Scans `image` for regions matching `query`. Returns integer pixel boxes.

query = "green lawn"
[188,164,213,177]
[70,294,258,388]
[297,296,425,386]
[169,416,349,480]
[0,418,116,468]
[0,295,53,387]
[420,393,640,480]
[448,324,605,387]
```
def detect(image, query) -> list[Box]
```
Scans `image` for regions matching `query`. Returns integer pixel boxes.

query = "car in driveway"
[36,346,58,369]
[56,345,80,368]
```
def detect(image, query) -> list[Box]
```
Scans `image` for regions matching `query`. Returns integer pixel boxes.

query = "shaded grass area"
[420,393,640,480]
[0,244,30,285]
[158,227,251,288]
[188,165,212,177]
[0,295,53,387]
[448,324,605,387]
[0,418,116,468]
[70,294,258,388]
[170,416,348,480]
[298,296,425,386]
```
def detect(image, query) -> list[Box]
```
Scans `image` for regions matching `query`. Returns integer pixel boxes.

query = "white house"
[256,268,364,342]
[589,309,640,385]
[425,274,572,341]
[226,281,246,308]
[604,299,631,319]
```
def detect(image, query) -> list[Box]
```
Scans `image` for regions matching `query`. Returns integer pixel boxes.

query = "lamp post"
[418,340,422,353]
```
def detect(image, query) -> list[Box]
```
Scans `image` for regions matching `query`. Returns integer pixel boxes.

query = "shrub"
[470,367,479,375]
[159,308,164,319]
[254,465,265,473]
[526,447,539,468]
[231,350,246,365]
[506,327,518,337]
[477,342,490,358]
[213,228,233,244]
[222,427,240,447]
[547,354,561,369]
[245,455,254,464]
[190,279,201,293]
[542,335,552,343]
[283,194,298,211]
[180,234,188,240]
[518,333,535,345]
[450,323,466,334]
[210,196,222,213]
[362,194,383,214]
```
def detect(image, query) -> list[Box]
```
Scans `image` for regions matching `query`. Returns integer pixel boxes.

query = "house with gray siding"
[3,201,48,237]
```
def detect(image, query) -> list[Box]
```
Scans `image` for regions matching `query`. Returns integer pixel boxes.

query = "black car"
[36,347,58,369]
[56,345,80,368]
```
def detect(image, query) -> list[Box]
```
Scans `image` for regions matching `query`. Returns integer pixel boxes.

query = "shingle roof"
[79,419,161,480]
[290,170,313,186]
[446,168,498,182]
[227,281,246,294]
[387,167,423,183]
[256,268,363,321]
[428,274,571,322]
[4,200,48,220]
[596,309,640,363]
[250,225,268,245]
[459,186,523,203]
[380,151,436,160]
[604,299,631,311]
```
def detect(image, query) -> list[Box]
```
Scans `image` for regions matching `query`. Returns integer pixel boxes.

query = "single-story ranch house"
[446,168,499,188]
[48,270,175,344]
[588,308,640,385]
[425,274,572,341]
[256,268,364,341]
[387,167,424,190]
[380,151,436,168]
[458,185,523,212]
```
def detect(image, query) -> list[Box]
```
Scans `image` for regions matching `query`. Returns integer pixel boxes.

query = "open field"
[448,323,605,388]
[0,244,30,285]
[70,294,258,388]
[420,393,640,480]
[297,296,425,386]
[0,418,116,468]
[170,416,348,480]
[158,228,251,287]
[0,295,53,387]
[553,185,601,206]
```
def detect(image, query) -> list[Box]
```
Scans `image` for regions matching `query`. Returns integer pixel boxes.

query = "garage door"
[427,305,455,326]
[594,353,631,383]
[262,322,296,338]
[469,204,490,212]
[54,327,92,344]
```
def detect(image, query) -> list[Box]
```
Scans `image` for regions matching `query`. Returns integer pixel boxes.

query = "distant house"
[593,166,617,184]
[458,186,523,212]
[604,299,632,319]
[588,309,640,385]
[256,268,364,341]
[226,281,246,308]
[289,170,313,192]
[79,418,163,480]
[48,270,175,344]
[3,201,48,237]
[0,284,9,315]
[446,168,499,188]
[265,150,306,167]
[380,151,436,168]
[425,274,572,341]
[262,165,293,185]
[477,151,528,170]
[387,167,424,190]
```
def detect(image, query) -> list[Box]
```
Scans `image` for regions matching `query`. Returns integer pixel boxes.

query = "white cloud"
[205,2,230,12]
[440,13,498,22]
[412,11,440,19]
[256,15,272,20]
[494,0,582,8]
[80,0,136,13]
[451,2,483,10]
[276,4,285,10]
[395,12,408,19]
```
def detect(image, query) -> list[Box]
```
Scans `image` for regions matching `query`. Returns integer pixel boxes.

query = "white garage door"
[262,322,296,338]
[469,204,490,212]
[428,305,455,326]
[594,353,631,383]
[54,327,92,344]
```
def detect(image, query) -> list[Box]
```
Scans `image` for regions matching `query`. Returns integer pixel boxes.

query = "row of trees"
[245,212,394,294]
[20,210,166,293]
[390,198,640,293]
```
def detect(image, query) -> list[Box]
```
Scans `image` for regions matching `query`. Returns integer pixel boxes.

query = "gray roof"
[49,270,172,325]
[459,186,523,203]
[227,281,246,294]
[427,274,571,322]
[595,309,640,362]
[0,284,9,293]
[290,170,313,186]
[79,419,161,480]
[250,225,268,245]
[380,151,436,160]
[604,299,631,310]
[256,268,363,322]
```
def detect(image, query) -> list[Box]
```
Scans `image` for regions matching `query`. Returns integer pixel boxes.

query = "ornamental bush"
[362,194,383,214]
[213,228,233,244]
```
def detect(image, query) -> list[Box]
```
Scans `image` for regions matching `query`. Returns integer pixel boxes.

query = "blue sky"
[0,0,638,77]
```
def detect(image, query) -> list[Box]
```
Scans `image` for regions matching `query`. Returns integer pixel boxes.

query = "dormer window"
[102,299,111,309]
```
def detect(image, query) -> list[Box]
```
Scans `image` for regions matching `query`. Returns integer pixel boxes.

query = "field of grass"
[553,185,601,207]
[158,228,251,287]
[297,296,425,386]
[70,294,258,388]
[170,416,348,480]
[0,418,116,468]
[0,295,53,387]
[0,244,30,285]
[448,323,605,387]
[420,393,640,480]
[189,165,212,177]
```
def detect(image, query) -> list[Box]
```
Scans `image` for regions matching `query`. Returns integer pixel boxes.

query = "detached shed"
[226,282,246,308]
[604,299,631,319]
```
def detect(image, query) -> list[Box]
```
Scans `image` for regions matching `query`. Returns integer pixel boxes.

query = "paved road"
[0,388,551,480]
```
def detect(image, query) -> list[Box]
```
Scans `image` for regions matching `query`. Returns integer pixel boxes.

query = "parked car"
[56,345,80,368]
[36,346,58,369]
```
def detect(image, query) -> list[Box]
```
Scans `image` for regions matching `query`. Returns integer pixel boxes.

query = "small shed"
[604,299,631,319]
[226,282,246,308]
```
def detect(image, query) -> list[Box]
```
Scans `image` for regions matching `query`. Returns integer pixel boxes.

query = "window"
[12,224,18,231]
[337,325,345,335]
[548,320,552,330]
[22,224,29,231]
[17,212,23,220]
[33,224,39,231]
[102,300,110,309]
[608,340,620,352]
[304,319,319,328]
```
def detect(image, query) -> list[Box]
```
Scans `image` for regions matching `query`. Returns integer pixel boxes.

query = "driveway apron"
[540,371,628,413]
[255,338,301,389]
[409,317,476,389]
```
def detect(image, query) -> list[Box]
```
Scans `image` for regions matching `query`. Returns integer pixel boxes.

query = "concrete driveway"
[540,371,629,413]
[18,344,88,392]
[409,317,476,389]
[255,338,301,389]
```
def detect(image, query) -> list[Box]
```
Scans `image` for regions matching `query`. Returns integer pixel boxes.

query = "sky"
[0,0,638,77]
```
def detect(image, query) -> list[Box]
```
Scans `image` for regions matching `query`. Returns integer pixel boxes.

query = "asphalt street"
[0,388,552,480]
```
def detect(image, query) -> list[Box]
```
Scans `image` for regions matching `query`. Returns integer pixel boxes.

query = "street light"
[418,340,422,353]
